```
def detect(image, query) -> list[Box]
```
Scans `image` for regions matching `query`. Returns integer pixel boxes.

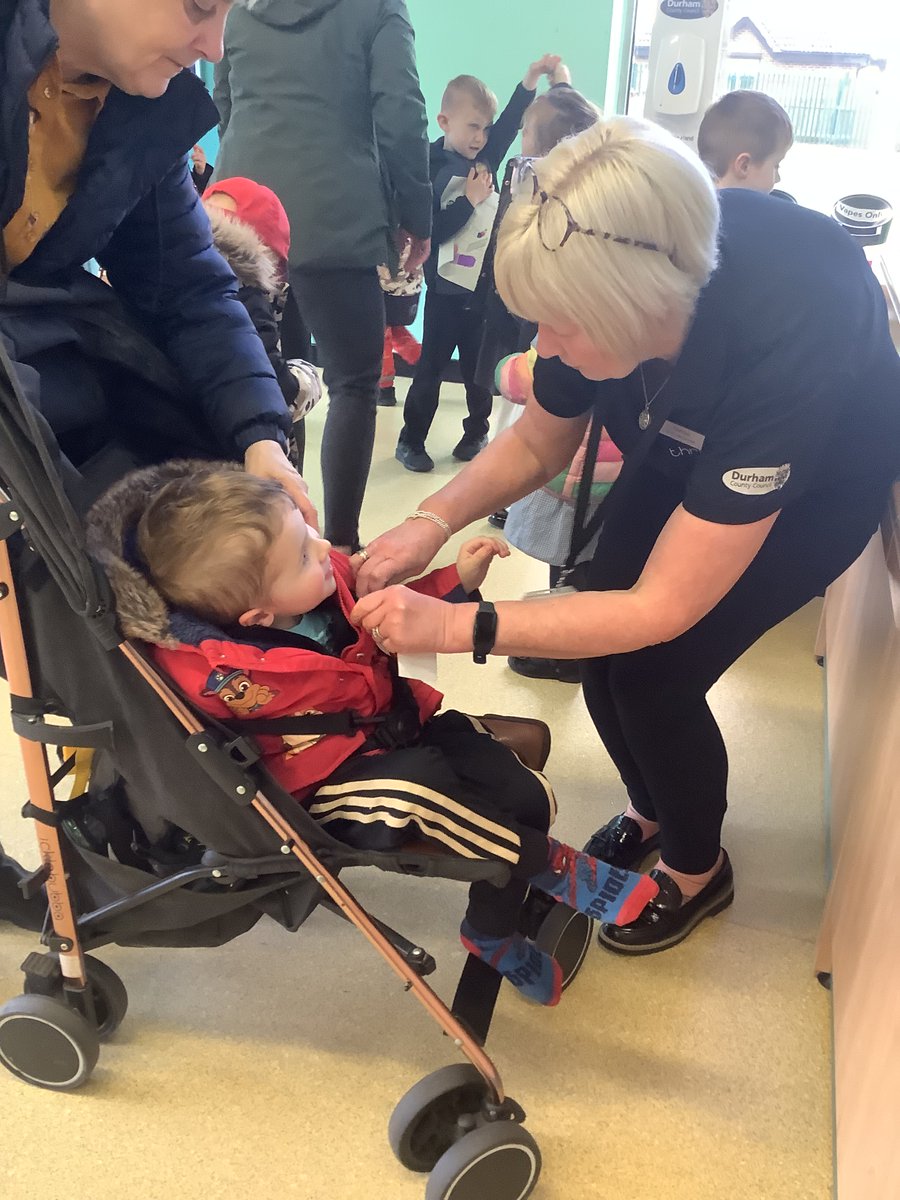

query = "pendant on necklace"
[638,408,651,430]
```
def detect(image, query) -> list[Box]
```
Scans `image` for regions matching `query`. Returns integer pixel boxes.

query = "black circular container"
[833,193,893,248]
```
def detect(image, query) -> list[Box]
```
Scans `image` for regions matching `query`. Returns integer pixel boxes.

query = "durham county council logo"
[723,464,791,495]
[660,0,719,17]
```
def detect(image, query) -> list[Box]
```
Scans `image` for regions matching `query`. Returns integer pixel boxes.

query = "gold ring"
[357,548,369,563]
[372,625,382,642]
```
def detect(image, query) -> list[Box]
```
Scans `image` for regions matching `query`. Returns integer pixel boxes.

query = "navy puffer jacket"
[0,0,292,471]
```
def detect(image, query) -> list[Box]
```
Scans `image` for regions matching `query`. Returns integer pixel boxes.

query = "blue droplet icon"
[668,62,686,95]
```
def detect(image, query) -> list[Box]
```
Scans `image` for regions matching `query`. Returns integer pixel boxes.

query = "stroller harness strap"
[217,674,423,755]
[8,694,114,750]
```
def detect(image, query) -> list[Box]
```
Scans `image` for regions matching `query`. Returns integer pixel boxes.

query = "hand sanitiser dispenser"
[644,0,730,151]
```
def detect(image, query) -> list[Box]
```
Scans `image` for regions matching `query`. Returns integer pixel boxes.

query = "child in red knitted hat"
[203,178,319,469]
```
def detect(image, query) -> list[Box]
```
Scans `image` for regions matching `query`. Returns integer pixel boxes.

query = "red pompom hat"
[204,177,291,269]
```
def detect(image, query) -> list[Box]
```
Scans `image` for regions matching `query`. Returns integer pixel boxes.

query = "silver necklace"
[638,362,670,430]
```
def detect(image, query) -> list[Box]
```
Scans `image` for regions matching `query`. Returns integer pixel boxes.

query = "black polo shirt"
[534,188,900,525]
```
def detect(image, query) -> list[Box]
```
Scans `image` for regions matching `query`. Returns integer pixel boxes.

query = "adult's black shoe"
[508,656,582,684]
[452,434,488,462]
[0,852,46,932]
[597,851,734,956]
[582,812,661,870]
[395,441,434,473]
[378,386,397,407]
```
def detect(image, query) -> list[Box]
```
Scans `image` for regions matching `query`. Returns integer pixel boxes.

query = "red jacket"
[152,553,460,800]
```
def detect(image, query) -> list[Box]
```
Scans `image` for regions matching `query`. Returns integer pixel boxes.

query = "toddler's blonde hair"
[138,469,293,626]
[441,75,498,120]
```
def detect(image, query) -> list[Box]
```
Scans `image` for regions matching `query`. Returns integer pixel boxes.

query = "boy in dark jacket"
[396,55,562,474]
[87,462,658,1007]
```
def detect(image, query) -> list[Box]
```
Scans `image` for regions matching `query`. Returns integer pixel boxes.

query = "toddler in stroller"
[86,461,657,1007]
[0,336,652,1197]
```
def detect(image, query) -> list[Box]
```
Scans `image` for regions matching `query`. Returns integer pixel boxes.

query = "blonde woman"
[353,115,900,953]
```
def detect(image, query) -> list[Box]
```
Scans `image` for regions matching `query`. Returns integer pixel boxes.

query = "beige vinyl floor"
[0,382,833,1200]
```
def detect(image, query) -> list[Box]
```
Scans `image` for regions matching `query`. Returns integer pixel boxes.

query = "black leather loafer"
[507,656,583,684]
[597,851,734,956]
[582,813,661,871]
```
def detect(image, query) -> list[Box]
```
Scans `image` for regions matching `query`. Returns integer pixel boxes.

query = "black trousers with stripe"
[307,711,555,937]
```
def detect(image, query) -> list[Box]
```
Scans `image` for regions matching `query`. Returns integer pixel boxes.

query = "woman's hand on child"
[457,536,510,594]
[465,167,494,207]
[351,586,461,655]
[244,439,319,531]
[355,518,447,596]
[524,54,562,90]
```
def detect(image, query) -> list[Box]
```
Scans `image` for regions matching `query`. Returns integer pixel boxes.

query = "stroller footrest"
[20,951,62,996]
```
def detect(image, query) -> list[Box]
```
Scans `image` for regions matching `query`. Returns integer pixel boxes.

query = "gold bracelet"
[409,509,452,542]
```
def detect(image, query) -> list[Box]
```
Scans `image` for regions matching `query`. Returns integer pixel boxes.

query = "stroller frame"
[0,337,592,1199]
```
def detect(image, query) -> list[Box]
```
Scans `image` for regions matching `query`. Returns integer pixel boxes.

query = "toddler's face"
[439,100,494,160]
[253,508,335,625]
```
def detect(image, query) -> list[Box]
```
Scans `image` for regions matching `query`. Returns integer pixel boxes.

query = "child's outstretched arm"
[484,55,561,172]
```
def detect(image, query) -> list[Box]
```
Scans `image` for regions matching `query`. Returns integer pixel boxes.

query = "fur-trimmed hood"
[86,460,243,650]
[206,208,280,296]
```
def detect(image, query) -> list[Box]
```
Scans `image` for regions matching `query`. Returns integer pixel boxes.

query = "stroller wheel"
[532,899,594,991]
[425,1121,542,1200]
[0,994,100,1090]
[27,955,129,1041]
[388,1063,488,1172]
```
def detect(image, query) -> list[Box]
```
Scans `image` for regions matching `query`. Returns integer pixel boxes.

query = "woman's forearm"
[419,405,587,533]
[443,589,666,659]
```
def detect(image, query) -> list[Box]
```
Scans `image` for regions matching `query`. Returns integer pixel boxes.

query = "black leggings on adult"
[290,266,385,550]
[581,465,892,874]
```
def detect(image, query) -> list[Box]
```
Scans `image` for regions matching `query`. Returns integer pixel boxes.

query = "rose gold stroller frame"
[0,532,506,1104]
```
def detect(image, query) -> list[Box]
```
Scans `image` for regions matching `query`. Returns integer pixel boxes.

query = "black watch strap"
[472,601,498,665]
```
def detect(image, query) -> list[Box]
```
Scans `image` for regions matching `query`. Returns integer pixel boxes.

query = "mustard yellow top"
[2,56,110,270]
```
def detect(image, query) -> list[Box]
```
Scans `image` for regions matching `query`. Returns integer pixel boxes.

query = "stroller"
[0,344,593,1200]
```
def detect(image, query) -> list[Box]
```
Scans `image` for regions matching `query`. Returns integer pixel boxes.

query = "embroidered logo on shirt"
[202,667,278,714]
[723,465,791,495]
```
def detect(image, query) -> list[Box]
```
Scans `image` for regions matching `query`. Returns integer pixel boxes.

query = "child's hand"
[524,54,562,90]
[191,144,207,172]
[550,59,572,86]
[465,166,494,206]
[457,537,510,594]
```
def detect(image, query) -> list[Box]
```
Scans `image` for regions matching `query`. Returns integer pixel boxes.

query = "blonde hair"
[441,75,498,120]
[495,116,720,367]
[698,91,793,178]
[137,469,292,626]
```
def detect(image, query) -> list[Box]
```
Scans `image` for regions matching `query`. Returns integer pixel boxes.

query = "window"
[628,0,900,218]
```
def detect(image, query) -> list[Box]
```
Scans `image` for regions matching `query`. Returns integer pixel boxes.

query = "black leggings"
[290,267,385,549]
[581,466,892,873]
